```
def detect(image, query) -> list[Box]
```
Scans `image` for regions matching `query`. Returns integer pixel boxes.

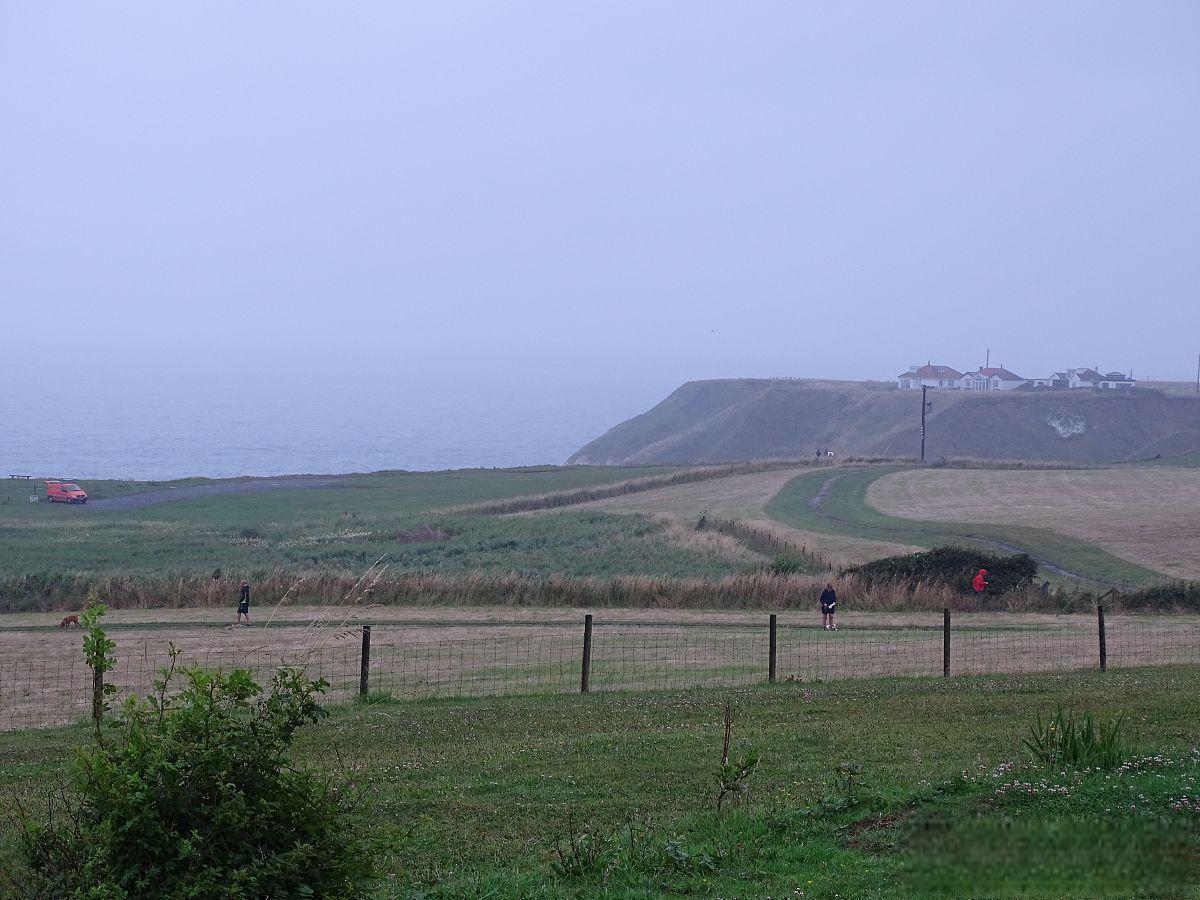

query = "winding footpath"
[803,471,1086,581]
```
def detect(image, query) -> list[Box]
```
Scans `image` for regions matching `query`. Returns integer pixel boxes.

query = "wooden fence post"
[1097,605,1107,672]
[359,625,372,697]
[943,608,950,677]
[580,614,593,693]
[768,614,778,684]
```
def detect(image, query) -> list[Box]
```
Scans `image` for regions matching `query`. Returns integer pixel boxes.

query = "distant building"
[1074,369,1133,390]
[897,363,963,390]
[898,361,1135,391]
[961,366,1026,391]
[1030,372,1069,389]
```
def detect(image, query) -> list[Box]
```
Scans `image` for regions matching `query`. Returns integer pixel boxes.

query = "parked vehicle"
[46,481,88,504]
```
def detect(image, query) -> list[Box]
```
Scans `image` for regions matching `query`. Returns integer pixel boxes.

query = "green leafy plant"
[14,656,371,898]
[715,700,759,812]
[1024,706,1133,771]
[549,819,611,877]
[827,763,862,810]
[80,591,117,738]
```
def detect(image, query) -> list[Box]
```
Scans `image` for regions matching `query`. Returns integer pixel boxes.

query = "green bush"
[846,545,1038,594]
[768,552,809,575]
[1117,580,1200,612]
[16,660,370,898]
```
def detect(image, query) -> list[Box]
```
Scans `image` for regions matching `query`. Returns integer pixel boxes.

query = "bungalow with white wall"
[1067,368,1135,390]
[961,366,1027,391]
[897,364,963,390]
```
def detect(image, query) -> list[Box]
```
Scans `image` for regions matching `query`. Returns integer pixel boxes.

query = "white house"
[897,363,964,390]
[961,366,1027,391]
[1097,370,1135,390]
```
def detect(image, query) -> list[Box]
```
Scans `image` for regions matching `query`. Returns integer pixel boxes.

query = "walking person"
[972,568,988,597]
[820,582,838,631]
[236,580,251,626]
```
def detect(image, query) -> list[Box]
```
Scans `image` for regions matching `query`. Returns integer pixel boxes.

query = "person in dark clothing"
[820,583,838,631]
[236,580,251,626]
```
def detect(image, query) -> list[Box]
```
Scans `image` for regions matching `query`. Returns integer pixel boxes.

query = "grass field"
[553,466,920,565]
[869,468,1200,580]
[0,467,772,605]
[4,606,1196,730]
[2,667,1199,897]
[766,468,1164,587]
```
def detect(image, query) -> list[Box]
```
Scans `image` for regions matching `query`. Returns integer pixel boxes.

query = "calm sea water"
[0,371,665,481]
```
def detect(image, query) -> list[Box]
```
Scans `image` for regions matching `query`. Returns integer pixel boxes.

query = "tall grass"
[3,570,1072,614]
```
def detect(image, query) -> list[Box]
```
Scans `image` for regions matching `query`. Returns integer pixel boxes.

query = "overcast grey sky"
[3,2,1199,388]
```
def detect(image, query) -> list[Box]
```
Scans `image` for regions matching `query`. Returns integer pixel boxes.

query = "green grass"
[0,466,676,524]
[766,467,1161,587]
[2,668,1198,897]
[1132,450,1200,468]
[0,467,749,582]
[0,510,742,583]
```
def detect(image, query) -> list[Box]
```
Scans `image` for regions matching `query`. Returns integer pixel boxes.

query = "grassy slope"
[0,467,754,581]
[570,379,1200,466]
[2,669,1198,897]
[766,468,1162,587]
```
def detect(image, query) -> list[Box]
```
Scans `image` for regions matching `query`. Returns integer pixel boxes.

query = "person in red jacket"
[972,569,988,596]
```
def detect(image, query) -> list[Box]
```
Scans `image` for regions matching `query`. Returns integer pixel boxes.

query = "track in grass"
[869,467,1200,580]
[767,467,1163,586]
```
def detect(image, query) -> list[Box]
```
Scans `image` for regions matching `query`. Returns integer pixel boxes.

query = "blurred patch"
[903,815,1195,898]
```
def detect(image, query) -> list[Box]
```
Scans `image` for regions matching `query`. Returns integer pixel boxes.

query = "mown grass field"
[2,668,1198,897]
[8,606,1197,729]
[766,467,1164,587]
[868,468,1200,580]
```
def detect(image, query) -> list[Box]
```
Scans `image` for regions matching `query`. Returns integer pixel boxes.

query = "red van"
[46,481,88,504]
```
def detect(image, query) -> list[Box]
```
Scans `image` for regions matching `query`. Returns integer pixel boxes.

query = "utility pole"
[1195,353,1199,395]
[920,384,928,463]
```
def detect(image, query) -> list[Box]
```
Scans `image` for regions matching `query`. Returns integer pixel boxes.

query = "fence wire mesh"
[1,613,1196,731]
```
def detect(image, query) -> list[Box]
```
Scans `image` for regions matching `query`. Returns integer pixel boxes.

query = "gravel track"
[85,476,346,511]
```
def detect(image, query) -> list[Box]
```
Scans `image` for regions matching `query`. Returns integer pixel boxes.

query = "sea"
[0,369,669,481]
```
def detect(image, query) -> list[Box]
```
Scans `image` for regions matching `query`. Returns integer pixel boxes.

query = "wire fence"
[1,610,1197,731]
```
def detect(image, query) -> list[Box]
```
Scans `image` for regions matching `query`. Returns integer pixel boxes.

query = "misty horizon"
[3,3,1200,479]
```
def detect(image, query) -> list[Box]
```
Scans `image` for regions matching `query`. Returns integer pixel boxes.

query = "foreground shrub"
[1024,707,1133,771]
[13,659,370,898]
[847,545,1038,595]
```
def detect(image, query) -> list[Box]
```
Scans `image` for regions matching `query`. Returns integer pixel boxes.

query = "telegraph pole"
[920,384,928,463]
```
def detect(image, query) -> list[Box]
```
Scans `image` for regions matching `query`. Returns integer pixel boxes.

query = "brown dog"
[59,614,80,628]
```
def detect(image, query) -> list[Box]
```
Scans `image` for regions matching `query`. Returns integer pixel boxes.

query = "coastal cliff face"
[568,379,1200,466]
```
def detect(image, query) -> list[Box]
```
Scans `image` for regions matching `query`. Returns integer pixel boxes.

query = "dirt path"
[86,476,346,511]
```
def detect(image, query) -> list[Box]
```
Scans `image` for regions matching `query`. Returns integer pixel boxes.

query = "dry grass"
[656,514,767,565]
[540,466,922,565]
[561,468,811,519]
[3,606,1195,730]
[441,461,822,516]
[740,517,921,566]
[868,468,1200,579]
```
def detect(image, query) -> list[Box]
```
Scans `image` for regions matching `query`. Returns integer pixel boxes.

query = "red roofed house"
[961,366,1027,391]
[897,363,964,390]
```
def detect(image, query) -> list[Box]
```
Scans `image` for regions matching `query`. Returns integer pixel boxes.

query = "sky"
[3,1,1199,395]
